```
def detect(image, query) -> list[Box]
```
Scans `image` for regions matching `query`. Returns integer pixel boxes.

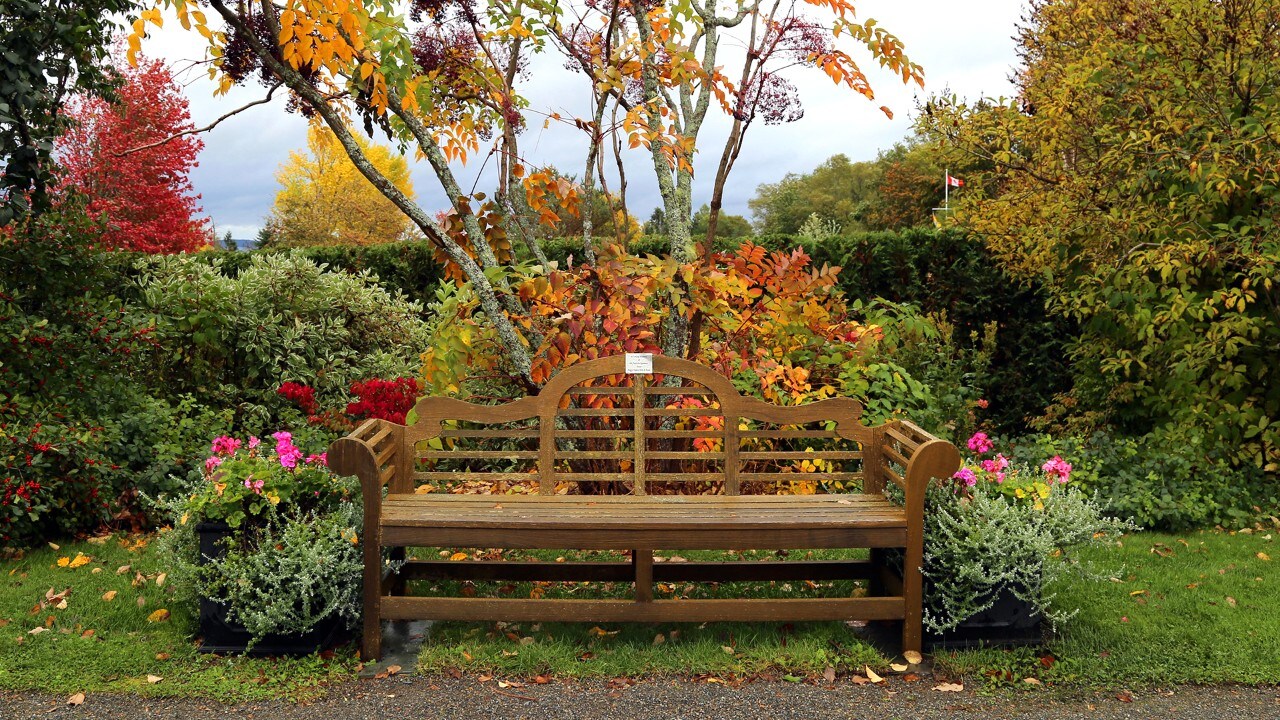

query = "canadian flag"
[946,174,965,188]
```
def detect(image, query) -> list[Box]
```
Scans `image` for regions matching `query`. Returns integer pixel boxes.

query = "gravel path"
[3,677,1278,720]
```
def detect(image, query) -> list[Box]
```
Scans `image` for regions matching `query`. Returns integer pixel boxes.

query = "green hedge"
[111,230,1068,432]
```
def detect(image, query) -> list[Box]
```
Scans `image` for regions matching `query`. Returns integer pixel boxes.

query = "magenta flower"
[210,436,242,456]
[967,432,994,454]
[1042,455,1072,483]
[248,436,261,450]
[204,455,223,473]
[243,477,264,494]
[981,454,1010,474]
[953,468,978,487]
[306,452,328,466]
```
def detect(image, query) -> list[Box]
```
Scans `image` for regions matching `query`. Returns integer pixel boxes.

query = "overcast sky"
[142,1,1027,239]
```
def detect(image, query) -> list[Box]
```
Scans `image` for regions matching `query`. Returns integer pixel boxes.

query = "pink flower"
[967,432,994,454]
[975,399,989,409]
[248,436,261,450]
[981,454,1010,474]
[306,452,328,466]
[210,436,242,456]
[204,456,223,473]
[953,468,978,487]
[243,477,264,494]
[1042,455,1072,483]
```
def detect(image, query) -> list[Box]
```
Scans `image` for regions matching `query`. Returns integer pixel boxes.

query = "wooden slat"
[397,559,876,583]
[740,430,839,440]
[884,465,905,489]
[567,387,633,395]
[882,444,911,468]
[379,465,396,484]
[374,442,397,467]
[380,525,908,551]
[645,451,724,461]
[555,451,632,460]
[439,428,538,439]
[419,450,538,460]
[552,472,726,483]
[643,408,723,417]
[386,493,887,505]
[739,451,863,461]
[644,386,714,396]
[412,472,535,483]
[633,549,653,602]
[381,597,905,623]
[884,427,921,452]
[740,472,863,483]
[367,425,393,451]
[649,430,722,439]
[557,408,634,417]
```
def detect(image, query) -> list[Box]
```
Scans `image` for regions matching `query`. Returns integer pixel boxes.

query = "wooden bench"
[328,355,960,661]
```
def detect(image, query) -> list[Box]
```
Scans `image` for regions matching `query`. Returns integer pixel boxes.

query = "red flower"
[346,378,421,425]
[278,381,319,415]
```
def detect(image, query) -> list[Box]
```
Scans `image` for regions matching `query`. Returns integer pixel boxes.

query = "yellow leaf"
[69,553,91,569]
[147,675,163,684]
[146,609,171,623]
[101,591,117,602]
[903,650,923,664]
[449,552,468,561]
[57,557,70,568]
[1258,552,1271,561]
[865,666,884,683]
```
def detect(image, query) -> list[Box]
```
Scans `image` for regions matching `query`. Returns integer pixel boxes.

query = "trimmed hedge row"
[111,229,1069,432]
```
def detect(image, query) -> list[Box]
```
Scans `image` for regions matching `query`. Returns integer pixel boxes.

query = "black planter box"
[922,583,1044,651]
[195,521,348,656]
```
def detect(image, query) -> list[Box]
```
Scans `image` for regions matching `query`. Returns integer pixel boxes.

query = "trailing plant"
[920,434,1136,633]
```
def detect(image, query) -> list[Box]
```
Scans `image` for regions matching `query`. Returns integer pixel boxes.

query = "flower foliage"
[346,377,421,425]
[180,431,345,529]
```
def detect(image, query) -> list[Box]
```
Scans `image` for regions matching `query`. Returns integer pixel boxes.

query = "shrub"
[921,436,1137,633]
[1007,431,1280,531]
[135,253,431,433]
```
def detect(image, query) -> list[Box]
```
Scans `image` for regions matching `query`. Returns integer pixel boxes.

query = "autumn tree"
[58,51,210,252]
[919,0,1280,471]
[266,125,415,247]
[0,0,139,223]
[133,0,921,386]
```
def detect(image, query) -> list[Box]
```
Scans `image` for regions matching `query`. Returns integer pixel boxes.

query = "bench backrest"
[348,355,938,497]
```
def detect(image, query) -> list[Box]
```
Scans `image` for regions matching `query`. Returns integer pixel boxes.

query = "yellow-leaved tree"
[265,125,414,247]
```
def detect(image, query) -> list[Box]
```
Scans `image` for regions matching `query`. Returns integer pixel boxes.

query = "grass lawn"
[0,534,357,701]
[934,528,1280,686]
[1,528,1275,700]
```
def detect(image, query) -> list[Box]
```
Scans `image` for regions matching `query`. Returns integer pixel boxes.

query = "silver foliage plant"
[920,482,1138,633]
[198,504,364,643]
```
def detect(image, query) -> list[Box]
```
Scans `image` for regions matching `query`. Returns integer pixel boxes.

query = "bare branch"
[114,83,283,157]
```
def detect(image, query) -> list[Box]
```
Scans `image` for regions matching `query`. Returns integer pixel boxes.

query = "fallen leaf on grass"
[864,666,884,683]
[116,565,131,575]
[81,629,94,638]
[449,552,468,561]
[933,682,964,692]
[28,627,47,635]
[155,653,170,661]
[1226,596,1238,607]
[652,633,665,646]
[67,692,84,706]
[155,573,167,587]
[137,597,146,608]
[69,553,91,569]
[102,591,117,602]
[1258,552,1271,561]
[721,645,735,655]
[48,543,61,551]
[0,619,8,628]
[147,609,170,623]
[147,675,163,684]
[903,650,923,664]
[1023,677,1042,685]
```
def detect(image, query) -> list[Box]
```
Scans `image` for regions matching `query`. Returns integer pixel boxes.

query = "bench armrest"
[884,421,962,519]
[329,419,403,517]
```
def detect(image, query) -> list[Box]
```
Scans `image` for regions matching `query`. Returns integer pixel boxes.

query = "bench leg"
[902,541,924,654]
[362,546,384,661]
[632,549,653,603]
